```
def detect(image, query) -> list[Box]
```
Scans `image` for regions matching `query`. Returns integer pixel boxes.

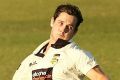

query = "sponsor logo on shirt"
[51,54,60,65]
[32,67,53,80]
[29,61,37,67]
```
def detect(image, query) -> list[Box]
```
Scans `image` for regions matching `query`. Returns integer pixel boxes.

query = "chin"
[52,36,68,41]
[59,38,69,41]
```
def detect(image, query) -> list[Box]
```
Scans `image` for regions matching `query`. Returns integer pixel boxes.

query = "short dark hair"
[53,4,83,32]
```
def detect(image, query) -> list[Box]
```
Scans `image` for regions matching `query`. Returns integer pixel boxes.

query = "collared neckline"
[35,39,70,57]
[51,38,70,49]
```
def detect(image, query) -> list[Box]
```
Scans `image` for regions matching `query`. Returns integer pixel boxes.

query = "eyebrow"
[57,19,75,27]
[57,20,64,22]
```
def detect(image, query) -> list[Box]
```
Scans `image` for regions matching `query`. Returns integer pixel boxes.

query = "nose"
[59,25,69,33]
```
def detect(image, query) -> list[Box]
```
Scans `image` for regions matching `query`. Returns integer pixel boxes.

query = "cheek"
[67,31,75,38]
[51,27,58,36]
[52,24,60,33]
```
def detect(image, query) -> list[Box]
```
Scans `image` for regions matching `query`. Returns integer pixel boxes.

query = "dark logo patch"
[32,67,53,80]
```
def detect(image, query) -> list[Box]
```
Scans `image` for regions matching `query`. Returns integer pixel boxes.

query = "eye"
[58,21,63,26]
[64,25,73,33]
[69,26,73,30]
[67,25,74,31]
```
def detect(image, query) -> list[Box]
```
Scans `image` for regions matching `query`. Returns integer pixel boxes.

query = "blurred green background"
[0,0,119,80]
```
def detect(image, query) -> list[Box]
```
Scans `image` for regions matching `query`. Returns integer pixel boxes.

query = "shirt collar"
[35,39,71,57]
[51,38,70,49]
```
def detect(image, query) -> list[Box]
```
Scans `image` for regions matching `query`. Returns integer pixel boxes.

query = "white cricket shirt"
[12,40,98,80]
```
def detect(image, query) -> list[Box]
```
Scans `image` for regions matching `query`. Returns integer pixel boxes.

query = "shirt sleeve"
[75,50,98,75]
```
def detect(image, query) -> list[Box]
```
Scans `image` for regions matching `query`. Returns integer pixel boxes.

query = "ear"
[50,17,54,27]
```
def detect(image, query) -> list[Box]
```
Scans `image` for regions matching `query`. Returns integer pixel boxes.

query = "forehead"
[55,12,77,26]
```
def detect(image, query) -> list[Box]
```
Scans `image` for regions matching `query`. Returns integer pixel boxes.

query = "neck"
[45,38,57,54]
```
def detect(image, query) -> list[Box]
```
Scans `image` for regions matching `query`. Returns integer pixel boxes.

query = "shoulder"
[21,40,49,65]
[20,54,35,67]
[65,41,96,62]
[66,41,91,56]
[32,40,49,55]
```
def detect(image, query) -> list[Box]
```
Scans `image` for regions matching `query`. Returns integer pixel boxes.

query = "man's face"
[50,12,77,41]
